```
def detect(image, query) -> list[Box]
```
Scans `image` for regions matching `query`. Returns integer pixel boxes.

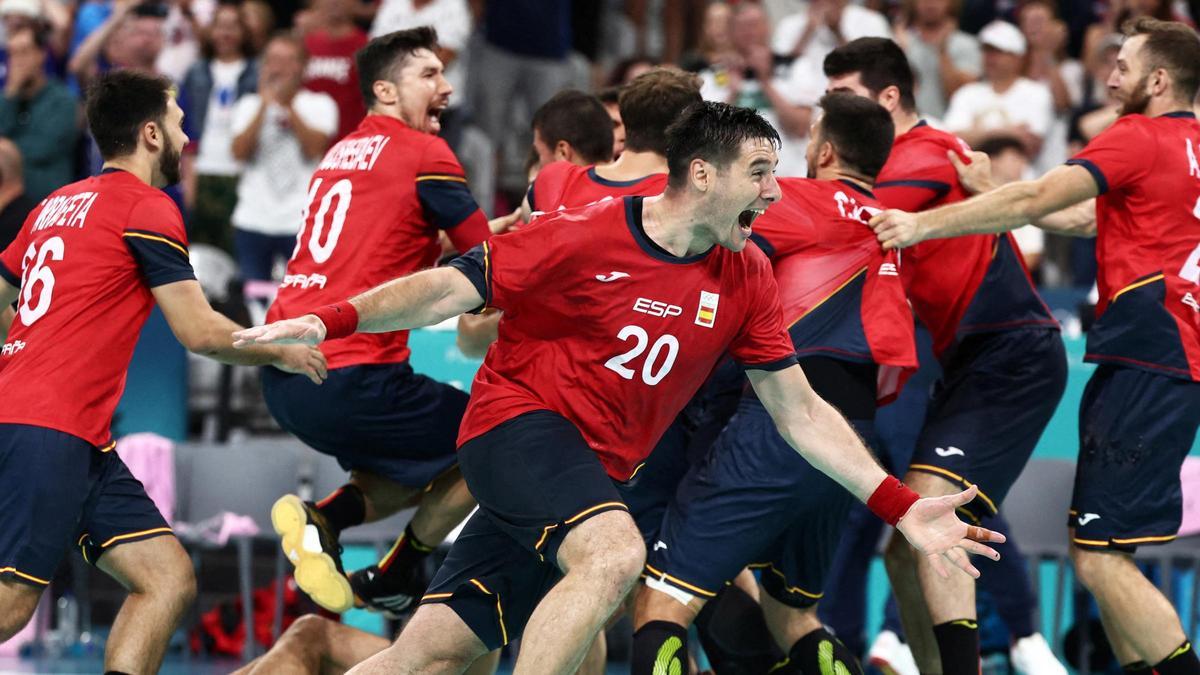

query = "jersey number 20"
[18,236,64,326]
[294,178,353,264]
[604,325,679,385]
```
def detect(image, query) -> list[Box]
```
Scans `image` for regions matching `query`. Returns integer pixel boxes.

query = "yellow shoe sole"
[271,494,354,613]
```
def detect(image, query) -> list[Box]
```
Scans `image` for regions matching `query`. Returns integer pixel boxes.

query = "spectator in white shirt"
[942,20,1053,159]
[229,33,337,307]
[894,0,982,120]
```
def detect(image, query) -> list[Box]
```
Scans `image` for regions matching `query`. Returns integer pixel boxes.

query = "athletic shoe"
[1010,633,1068,675]
[271,494,354,613]
[349,562,430,619]
[868,630,920,675]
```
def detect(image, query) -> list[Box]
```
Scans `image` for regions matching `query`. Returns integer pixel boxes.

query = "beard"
[158,134,182,186]
[1117,75,1152,116]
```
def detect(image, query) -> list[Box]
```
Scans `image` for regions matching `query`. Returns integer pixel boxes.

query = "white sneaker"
[868,630,920,675]
[1010,633,1068,675]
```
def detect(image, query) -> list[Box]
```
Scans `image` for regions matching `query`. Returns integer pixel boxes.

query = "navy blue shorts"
[261,362,468,487]
[646,358,874,608]
[421,411,627,649]
[233,228,297,282]
[0,424,171,587]
[908,328,1067,522]
[1070,365,1200,551]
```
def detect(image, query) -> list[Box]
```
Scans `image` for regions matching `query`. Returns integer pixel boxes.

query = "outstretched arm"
[749,365,1005,578]
[949,150,1096,237]
[233,266,484,347]
[871,162,1098,249]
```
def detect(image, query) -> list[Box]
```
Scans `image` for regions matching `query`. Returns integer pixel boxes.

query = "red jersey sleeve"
[729,257,797,370]
[416,136,489,253]
[0,208,32,287]
[122,194,196,288]
[875,140,967,211]
[1066,116,1154,195]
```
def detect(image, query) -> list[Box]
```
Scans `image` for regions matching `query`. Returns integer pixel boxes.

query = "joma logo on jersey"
[1,340,25,356]
[281,273,328,290]
[695,291,719,328]
[633,297,682,318]
[878,262,899,276]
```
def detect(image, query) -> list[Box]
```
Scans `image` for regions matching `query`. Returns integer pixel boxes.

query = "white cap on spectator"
[979,21,1027,56]
[0,0,41,18]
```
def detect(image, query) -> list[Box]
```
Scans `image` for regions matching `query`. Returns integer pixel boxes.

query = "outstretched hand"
[870,209,924,250]
[233,314,327,348]
[895,485,1006,579]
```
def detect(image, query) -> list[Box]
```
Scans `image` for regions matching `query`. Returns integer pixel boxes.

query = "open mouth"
[737,208,764,233]
[427,102,448,127]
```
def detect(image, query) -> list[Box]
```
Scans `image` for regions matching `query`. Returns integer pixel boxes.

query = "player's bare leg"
[1071,544,1192,666]
[577,630,607,675]
[1098,604,1143,668]
[233,614,390,675]
[759,592,822,653]
[349,470,422,522]
[0,579,42,642]
[632,581,705,675]
[406,466,476,548]
[514,510,645,673]
[97,535,196,674]
[760,593,862,674]
[883,528,941,674]
[345,603,489,674]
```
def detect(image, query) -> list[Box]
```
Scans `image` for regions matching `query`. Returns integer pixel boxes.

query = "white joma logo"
[1077,513,1101,526]
[934,446,965,457]
[596,271,630,282]
[653,541,668,551]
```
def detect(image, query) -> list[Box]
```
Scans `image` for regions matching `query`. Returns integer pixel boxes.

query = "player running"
[822,37,1070,671]
[0,71,326,672]
[262,27,497,617]
[632,93,917,675]
[870,18,1200,675]
[235,101,1003,675]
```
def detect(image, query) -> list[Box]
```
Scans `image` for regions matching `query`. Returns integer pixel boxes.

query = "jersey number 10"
[293,178,353,264]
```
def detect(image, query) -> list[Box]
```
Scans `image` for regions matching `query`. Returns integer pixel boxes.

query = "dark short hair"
[823,37,916,113]
[620,67,702,155]
[86,71,174,160]
[664,101,781,189]
[814,93,894,179]
[355,26,439,108]
[977,134,1028,159]
[1123,18,1200,104]
[596,85,621,105]
[531,90,613,165]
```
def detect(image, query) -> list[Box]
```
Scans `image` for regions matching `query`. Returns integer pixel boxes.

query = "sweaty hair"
[823,37,917,113]
[356,26,439,108]
[620,67,702,155]
[531,90,614,165]
[664,101,781,189]
[1123,18,1200,104]
[814,93,894,179]
[86,70,174,161]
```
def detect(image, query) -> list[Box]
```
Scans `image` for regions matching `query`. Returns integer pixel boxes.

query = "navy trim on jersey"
[587,167,650,187]
[1065,158,1108,195]
[914,120,929,129]
[839,179,876,199]
[874,179,950,199]
[0,260,17,287]
[448,244,489,313]
[526,183,536,212]
[741,354,798,372]
[625,197,713,264]
[124,232,196,288]
[749,232,775,258]
[417,178,483,230]
[1161,111,1196,119]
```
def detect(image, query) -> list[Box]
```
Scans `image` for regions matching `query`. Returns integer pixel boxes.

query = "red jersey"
[752,178,917,403]
[448,196,797,480]
[1066,111,1200,380]
[268,114,490,369]
[303,28,369,140]
[0,170,195,447]
[529,162,667,214]
[876,121,1056,359]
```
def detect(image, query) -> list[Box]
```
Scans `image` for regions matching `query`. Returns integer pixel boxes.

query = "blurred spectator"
[679,0,735,73]
[230,33,336,299]
[528,89,612,168]
[893,0,981,120]
[772,0,891,68]
[300,0,366,140]
[0,26,75,201]
[976,135,1046,278]
[180,1,258,251]
[0,0,71,84]
[1081,0,1175,78]
[606,55,655,86]
[155,0,202,82]
[1017,0,1083,173]
[241,0,275,53]
[942,20,1053,159]
[69,1,167,87]
[1070,33,1121,145]
[700,1,813,176]
[597,85,623,160]
[0,139,36,248]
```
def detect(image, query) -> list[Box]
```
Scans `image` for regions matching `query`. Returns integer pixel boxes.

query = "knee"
[0,593,38,642]
[568,519,646,591]
[1069,547,1124,591]
[142,555,197,610]
[279,614,333,651]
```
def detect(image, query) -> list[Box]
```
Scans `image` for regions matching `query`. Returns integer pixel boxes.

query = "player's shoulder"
[537,160,586,184]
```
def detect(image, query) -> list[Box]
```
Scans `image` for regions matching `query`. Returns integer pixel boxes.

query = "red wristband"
[311,302,358,340]
[868,475,920,526]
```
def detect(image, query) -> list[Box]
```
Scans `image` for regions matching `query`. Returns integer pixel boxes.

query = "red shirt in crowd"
[303,28,369,140]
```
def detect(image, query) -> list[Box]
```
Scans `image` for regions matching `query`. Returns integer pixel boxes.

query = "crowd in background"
[0,0,1197,297]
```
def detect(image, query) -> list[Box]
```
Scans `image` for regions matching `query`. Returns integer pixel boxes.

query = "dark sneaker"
[349,563,430,619]
[271,494,353,613]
